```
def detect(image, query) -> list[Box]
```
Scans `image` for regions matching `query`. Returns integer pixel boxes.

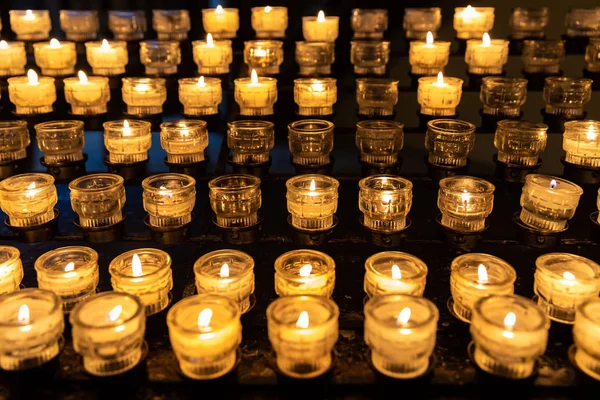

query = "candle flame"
[587,124,597,141]
[311,82,324,92]
[27,69,38,85]
[197,76,206,87]
[0,41,8,49]
[25,182,37,199]
[206,33,214,47]
[131,253,143,277]
[460,190,470,203]
[391,264,402,279]
[24,10,34,20]
[107,304,123,322]
[397,307,411,325]
[296,311,309,328]
[49,38,61,48]
[123,120,131,136]
[309,179,317,191]
[317,10,326,22]
[502,311,516,338]
[482,33,491,46]
[65,262,75,272]
[265,5,272,13]
[251,69,258,83]
[18,304,30,325]
[550,179,557,189]
[299,264,313,277]
[78,71,88,83]
[462,5,478,19]
[216,5,224,13]
[477,264,488,283]
[426,31,434,45]
[381,194,393,204]
[198,308,213,328]
[219,263,230,278]
[434,71,446,86]
[563,271,576,281]
[101,39,111,51]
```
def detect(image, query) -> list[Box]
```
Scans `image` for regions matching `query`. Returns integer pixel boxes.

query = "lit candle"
[234,69,278,116]
[178,76,222,116]
[142,173,196,228]
[494,120,548,167]
[438,176,495,232]
[425,119,476,167]
[365,294,438,378]
[121,77,167,116]
[0,40,26,77]
[69,174,126,228]
[85,39,129,76]
[288,120,335,166]
[152,9,191,41]
[563,121,600,168]
[480,77,528,118]
[108,10,147,41]
[409,31,451,76]
[227,120,275,164]
[359,175,412,233]
[59,10,99,41]
[0,288,63,370]
[356,78,399,117]
[286,174,339,231]
[543,77,593,118]
[34,120,85,164]
[565,7,600,37]
[167,294,242,379]
[243,40,284,75]
[274,250,335,297]
[293,78,337,116]
[522,40,565,74]
[192,34,233,75]
[33,39,77,77]
[355,121,404,165]
[140,40,181,76]
[0,173,58,228]
[351,8,388,39]
[0,121,30,164]
[295,41,335,76]
[202,5,239,39]
[251,6,288,38]
[194,250,255,313]
[109,249,173,315]
[470,295,549,379]
[573,298,600,380]
[70,292,146,376]
[0,246,24,295]
[453,6,495,39]
[9,9,51,41]
[364,252,428,297]
[103,119,152,164]
[403,8,442,39]
[450,254,516,322]
[465,33,509,75]
[418,72,463,116]
[509,7,549,39]
[303,10,339,42]
[209,174,262,228]
[64,71,110,115]
[160,120,209,164]
[8,70,56,115]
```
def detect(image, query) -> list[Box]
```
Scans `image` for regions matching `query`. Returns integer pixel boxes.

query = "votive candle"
[0,246,24,295]
[142,173,196,228]
[9,10,51,41]
[0,41,26,77]
[64,71,110,115]
[34,120,85,164]
[160,120,209,164]
[202,6,239,39]
[152,9,191,41]
[438,176,495,232]
[33,39,76,77]
[121,77,167,116]
[453,6,495,39]
[69,174,126,228]
[8,70,56,115]
[85,40,129,76]
[244,40,284,75]
[563,120,600,168]
[294,78,337,116]
[403,8,442,39]
[351,8,388,39]
[494,120,548,167]
[303,11,339,42]
[108,10,146,41]
[364,252,427,298]
[234,69,278,116]
[286,174,339,231]
[573,298,600,380]
[209,174,262,228]
[408,32,451,76]
[179,77,222,116]
[0,173,57,228]
[59,10,99,41]
[288,120,334,166]
[192,34,233,75]
[425,119,476,167]
[274,250,335,297]
[418,72,463,116]
[103,120,152,164]
[227,120,275,164]
[465,33,509,75]
[251,6,288,38]
[359,175,412,232]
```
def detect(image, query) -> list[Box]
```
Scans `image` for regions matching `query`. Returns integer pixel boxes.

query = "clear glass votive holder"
[350,41,390,75]
[233,74,278,116]
[160,120,208,164]
[142,173,196,228]
[425,119,476,167]
[202,7,239,39]
[140,41,181,76]
[356,78,399,116]
[453,7,495,39]
[565,7,600,37]
[586,38,600,72]
[33,40,77,77]
[294,78,337,116]
[0,41,27,77]
[209,175,262,228]
[351,9,388,39]
[356,121,404,165]
[543,77,592,118]
[403,8,442,39]
[563,120,600,168]
[227,120,275,164]
[417,75,463,116]
[243,40,284,75]
[0,121,29,163]
[364,252,428,297]
[286,174,339,231]
[34,120,85,165]
[85,40,129,76]
[152,10,191,41]
[9,10,51,41]
[0,246,23,295]
[60,10,99,41]
[573,298,600,380]
[0,173,58,228]
[8,73,56,115]
[438,176,495,232]
[121,77,167,116]
[509,7,549,39]
[359,175,412,232]
[108,10,147,41]
[465,37,509,75]
[522,40,565,74]
[274,249,335,297]
[192,37,233,75]
[494,120,548,167]
[288,120,334,166]
[178,77,222,116]
[63,74,111,115]
[295,42,335,76]
[480,77,528,117]
[408,37,451,76]
[69,174,126,228]
[103,119,152,164]
[251,6,288,38]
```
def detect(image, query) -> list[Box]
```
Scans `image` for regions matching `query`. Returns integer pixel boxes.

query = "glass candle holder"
[295,41,335,76]
[251,6,288,38]
[351,9,388,39]
[522,40,565,74]
[543,77,592,118]
[438,176,495,232]
[33,39,76,77]
[139,41,181,76]
[454,6,495,39]
[364,252,427,298]
[573,298,600,379]
[167,294,242,379]
[64,72,110,115]
[0,288,63,370]
[0,246,23,295]
[356,78,399,116]
[152,9,191,41]
[70,292,145,376]
[227,120,275,164]
[160,120,208,164]
[0,173,57,228]
[109,249,173,316]
[450,254,516,322]
[121,77,167,116]
[356,121,404,165]
[103,120,152,164]
[480,77,528,117]
[267,295,339,378]
[35,246,99,312]
[8,71,56,115]
[417,73,463,116]
[69,174,126,228]
[303,11,339,42]
[209,174,262,228]
[142,173,196,228]
[350,41,390,75]
[566,7,600,37]
[520,175,583,231]
[194,250,255,313]
[425,119,476,167]
[465,34,509,75]
[202,6,239,39]
[365,294,438,378]
[234,70,277,116]
[9,10,51,41]
[178,77,221,116]
[243,40,284,75]
[494,120,548,167]
[192,35,233,75]
[470,295,549,379]
[288,120,334,166]
[294,78,337,116]
[286,174,339,231]
[85,40,128,77]
[274,250,335,297]
[563,120,600,168]
[108,10,146,41]
[0,121,29,163]
[403,8,442,39]
[0,41,26,77]
[509,7,549,39]
[60,10,99,41]
[586,38,600,72]
[359,175,412,232]
[408,33,451,76]
[34,120,85,164]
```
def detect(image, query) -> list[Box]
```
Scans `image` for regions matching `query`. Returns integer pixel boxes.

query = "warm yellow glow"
[78,71,88,83]
[309,179,316,191]
[587,124,597,141]
[477,264,488,284]
[460,190,471,203]
[251,69,259,83]
[502,311,516,339]
[434,71,446,87]
[206,33,214,47]
[563,271,576,280]
[123,120,131,136]
[296,311,309,328]
[253,48,268,57]
[299,264,313,277]
[49,38,61,48]
[550,179,557,189]
[391,264,402,279]
[265,6,272,13]
[27,69,38,85]
[198,308,213,327]
[216,5,224,13]
[134,83,150,92]
[197,76,206,87]
[18,304,30,324]
[107,304,123,322]
[101,39,111,51]
[25,182,37,199]
[317,10,326,22]
[311,82,324,92]
[426,31,434,45]
[65,262,75,272]
[219,263,230,278]
[0,41,8,50]
[381,194,393,204]
[461,5,478,20]
[397,307,411,325]
[560,271,578,286]
[24,10,35,20]
[131,253,143,277]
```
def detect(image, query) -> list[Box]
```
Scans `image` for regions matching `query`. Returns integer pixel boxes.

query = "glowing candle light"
[303,10,339,42]
[103,119,152,164]
[85,39,128,76]
[287,174,339,231]
[359,175,412,232]
[409,31,451,75]
[8,70,56,115]
[64,71,110,115]
[33,38,77,77]
[142,173,196,228]
[275,250,335,297]
[454,6,495,39]
[438,176,495,232]
[418,72,463,116]
[192,33,233,75]
[0,173,58,228]
[9,10,51,41]
[121,77,167,116]
[234,69,278,116]
[202,5,239,39]
[0,246,24,295]
[0,40,26,77]
[573,298,600,380]
[465,32,509,75]
[251,6,288,38]
[364,252,428,298]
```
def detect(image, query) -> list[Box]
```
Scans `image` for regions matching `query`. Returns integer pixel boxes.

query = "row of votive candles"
[0,246,599,380]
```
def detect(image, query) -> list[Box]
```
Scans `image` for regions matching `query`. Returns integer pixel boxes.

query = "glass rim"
[68,173,124,192]
[288,119,334,133]
[525,174,583,195]
[0,173,55,193]
[0,120,28,131]
[473,294,548,332]
[160,120,207,130]
[84,40,127,47]
[497,119,548,131]
[167,293,240,333]
[209,174,261,191]
[365,294,439,329]
[535,253,600,281]
[286,174,340,191]
[70,291,144,329]
[356,120,404,130]
[194,249,254,277]
[358,175,413,192]
[178,77,221,85]
[0,288,61,328]
[34,120,85,132]
[451,253,516,286]
[34,246,99,274]
[294,77,337,85]
[365,251,427,280]
[427,119,475,134]
[274,249,335,276]
[0,246,20,266]
[141,173,196,192]
[228,120,274,130]
[109,248,172,279]
[439,176,495,194]
[266,294,339,327]
[103,119,152,130]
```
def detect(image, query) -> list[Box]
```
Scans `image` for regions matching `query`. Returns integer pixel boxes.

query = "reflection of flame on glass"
[391,264,402,279]
[25,182,37,199]
[477,264,488,284]
[219,263,230,278]
[18,304,30,324]
[64,261,77,278]
[587,124,597,141]
[198,308,213,328]
[296,311,309,328]
[299,264,312,277]
[107,304,123,322]
[460,190,471,203]
[560,271,577,286]
[502,311,516,339]
[131,253,143,277]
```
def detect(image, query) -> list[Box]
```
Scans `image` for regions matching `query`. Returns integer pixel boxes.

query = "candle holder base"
[426,158,470,182]
[164,157,208,179]
[144,215,192,245]
[214,216,262,245]
[227,157,271,179]
[513,212,565,249]
[291,156,335,176]
[360,216,410,247]
[418,112,458,132]
[561,158,600,186]
[522,70,563,90]
[271,350,334,381]
[74,214,125,243]
[0,158,27,180]
[359,158,403,177]
[480,109,523,133]
[561,34,590,55]
[494,154,542,183]
[542,109,586,134]
[0,336,64,375]
[358,107,396,119]
[569,344,600,383]
[5,209,59,243]
[467,341,539,381]
[40,154,88,182]
[436,213,487,251]
[369,351,435,382]
[104,157,148,182]
[590,212,600,244]
[288,215,337,246]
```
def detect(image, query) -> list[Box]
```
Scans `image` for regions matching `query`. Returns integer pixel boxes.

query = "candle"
[192,34,233,75]
[227,120,275,164]
[351,9,388,39]
[35,246,99,312]
[295,41,335,76]
[453,6,495,39]
[359,175,412,233]
[356,78,399,116]
[470,295,549,379]
[403,8,442,39]
[494,120,548,167]
[465,33,509,75]
[509,7,549,39]
[109,249,173,315]
[108,10,146,41]
[287,174,339,231]
[0,173,58,228]
[586,38,600,72]
[59,10,99,41]
[167,294,242,379]
[350,40,391,75]
[274,250,335,297]
[194,250,255,313]
[209,174,262,228]
[425,119,476,167]
[34,120,85,164]
[356,121,404,165]
[0,121,30,164]
[178,77,222,116]
[33,39,77,77]
[64,71,110,115]
[0,41,26,77]
[565,7,600,37]
[234,69,278,116]
[534,253,600,324]
[243,40,284,75]
[409,32,451,76]
[251,6,288,38]
[543,77,593,118]
[160,120,209,164]
[140,40,181,76]
[69,174,126,228]
[85,40,129,76]
[70,292,146,376]
[520,175,583,232]
[303,11,339,42]
[364,252,427,297]
[0,246,24,295]
[288,119,335,166]
[103,119,152,164]
[0,288,63,370]
[573,298,600,380]
[563,121,600,168]
[8,70,56,115]
[365,294,438,378]
[202,5,239,39]
[152,9,191,41]
[450,254,516,322]
[294,78,337,116]
[522,40,565,74]
[9,10,51,41]
[121,77,167,116]
[267,295,339,378]
[438,176,495,232]
[418,72,463,116]
[480,77,528,118]
[142,173,196,228]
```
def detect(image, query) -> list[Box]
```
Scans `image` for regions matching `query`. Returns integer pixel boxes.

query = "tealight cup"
[152,9,191,41]
[0,173,58,228]
[63,73,111,115]
[426,119,476,167]
[480,77,528,117]
[522,40,565,74]
[364,252,427,298]
[234,72,278,116]
[350,41,390,75]
[302,12,339,42]
[209,175,262,228]
[274,250,335,297]
[0,121,30,164]
[356,121,404,165]
[159,120,209,164]
[565,7,600,37]
[85,40,128,76]
[288,120,335,166]
[543,77,593,118]
[356,78,399,116]
[0,41,27,77]
[8,72,56,115]
[103,120,152,164]
[359,175,412,233]
[121,77,167,116]
[202,7,239,39]
[251,6,288,38]
[59,10,99,41]
[139,41,181,76]
[351,9,388,39]
[0,246,24,295]
[509,7,549,39]
[34,120,85,165]
[563,120,600,168]
[494,120,548,167]
[438,176,495,232]
[142,173,196,228]
[192,36,233,75]
[9,10,51,41]
[108,10,146,41]
[227,120,275,164]
[573,298,600,380]
[33,40,76,77]
[295,42,335,76]
[403,8,442,39]
[243,40,284,75]
[69,174,126,228]
[294,78,337,116]
[286,174,339,231]
[417,74,463,116]
[178,77,222,116]
[585,38,600,72]
[453,7,495,39]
